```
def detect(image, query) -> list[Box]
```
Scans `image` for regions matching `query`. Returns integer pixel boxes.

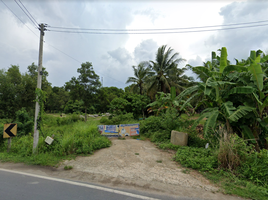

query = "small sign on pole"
[3,123,17,138]
[3,123,17,152]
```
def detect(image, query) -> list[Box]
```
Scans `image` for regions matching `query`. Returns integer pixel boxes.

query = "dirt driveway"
[0,138,244,200]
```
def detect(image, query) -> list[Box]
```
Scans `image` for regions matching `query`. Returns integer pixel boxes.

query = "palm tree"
[147,45,186,97]
[126,61,152,95]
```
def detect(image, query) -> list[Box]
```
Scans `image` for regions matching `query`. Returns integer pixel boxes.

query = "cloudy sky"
[1,0,268,89]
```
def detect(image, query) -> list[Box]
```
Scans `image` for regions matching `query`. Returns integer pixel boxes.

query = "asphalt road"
[0,169,198,200]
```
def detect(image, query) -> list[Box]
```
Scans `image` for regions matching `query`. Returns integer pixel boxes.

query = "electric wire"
[14,0,39,29]
[48,19,268,32]
[1,0,38,37]
[17,0,39,27]
[1,1,124,85]
[47,22,268,34]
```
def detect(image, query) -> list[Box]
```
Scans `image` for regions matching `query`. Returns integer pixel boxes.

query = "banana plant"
[147,86,192,115]
[177,47,256,140]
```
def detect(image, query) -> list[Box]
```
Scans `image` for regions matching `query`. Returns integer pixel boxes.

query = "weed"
[157,143,181,150]
[156,160,162,163]
[135,153,139,155]
[182,169,190,174]
[64,165,73,170]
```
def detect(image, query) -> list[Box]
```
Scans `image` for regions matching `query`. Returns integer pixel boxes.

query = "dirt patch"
[0,138,245,200]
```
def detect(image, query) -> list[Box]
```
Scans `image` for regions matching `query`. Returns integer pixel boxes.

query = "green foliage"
[14,108,34,136]
[187,131,209,148]
[63,100,84,114]
[218,134,254,170]
[238,149,268,187]
[140,108,181,142]
[100,113,136,125]
[65,62,101,120]
[0,114,111,166]
[55,113,83,126]
[64,165,73,170]
[109,98,130,115]
[174,146,218,171]
[157,142,181,151]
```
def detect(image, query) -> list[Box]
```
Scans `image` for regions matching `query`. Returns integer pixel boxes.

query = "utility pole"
[33,23,47,154]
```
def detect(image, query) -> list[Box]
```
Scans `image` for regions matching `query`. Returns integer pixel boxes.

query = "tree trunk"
[161,81,166,93]
[85,107,87,122]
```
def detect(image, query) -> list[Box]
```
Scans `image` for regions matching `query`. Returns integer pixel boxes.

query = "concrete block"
[170,130,188,146]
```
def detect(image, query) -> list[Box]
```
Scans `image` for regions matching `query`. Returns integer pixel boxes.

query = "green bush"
[140,116,163,137]
[157,142,181,151]
[238,149,268,187]
[140,108,182,142]
[14,108,34,136]
[55,114,83,126]
[175,146,218,171]
[188,130,209,148]
[151,130,170,143]
[100,117,109,124]
[101,113,135,125]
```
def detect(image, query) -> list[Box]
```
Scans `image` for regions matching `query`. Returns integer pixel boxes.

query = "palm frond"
[228,106,255,122]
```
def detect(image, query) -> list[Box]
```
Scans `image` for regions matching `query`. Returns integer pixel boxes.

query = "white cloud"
[1,0,268,89]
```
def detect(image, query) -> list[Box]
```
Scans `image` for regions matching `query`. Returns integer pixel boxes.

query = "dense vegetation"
[1,45,268,199]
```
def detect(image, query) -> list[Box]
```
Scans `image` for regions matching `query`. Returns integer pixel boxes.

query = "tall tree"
[65,62,101,121]
[126,61,152,95]
[147,45,185,97]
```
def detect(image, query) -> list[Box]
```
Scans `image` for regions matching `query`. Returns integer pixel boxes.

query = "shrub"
[151,130,170,143]
[140,116,163,137]
[238,149,268,187]
[102,113,135,125]
[188,130,209,148]
[14,108,34,136]
[157,142,181,151]
[140,108,182,142]
[218,134,253,171]
[175,146,218,171]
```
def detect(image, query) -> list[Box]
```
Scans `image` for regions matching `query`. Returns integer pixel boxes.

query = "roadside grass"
[156,143,268,200]
[0,114,111,166]
[131,135,146,140]
[202,170,268,200]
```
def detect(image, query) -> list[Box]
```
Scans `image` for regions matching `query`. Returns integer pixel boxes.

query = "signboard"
[3,123,17,138]
[118,124,139,137]
[98,125,119,137]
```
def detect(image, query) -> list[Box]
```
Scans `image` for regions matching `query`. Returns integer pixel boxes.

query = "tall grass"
[0,114,111,166]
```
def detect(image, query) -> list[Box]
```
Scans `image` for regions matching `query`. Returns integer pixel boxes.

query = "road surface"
[0,169,197,200]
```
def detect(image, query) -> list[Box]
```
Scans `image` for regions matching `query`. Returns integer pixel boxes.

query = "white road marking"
[0,168,160,200]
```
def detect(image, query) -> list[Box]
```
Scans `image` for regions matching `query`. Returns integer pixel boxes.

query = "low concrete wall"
[170,130,188,146]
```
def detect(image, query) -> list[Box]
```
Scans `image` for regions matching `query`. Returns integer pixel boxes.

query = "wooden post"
[7,138,11,153]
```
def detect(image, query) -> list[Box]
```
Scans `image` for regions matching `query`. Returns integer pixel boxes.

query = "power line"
[48,19,268,32]
[14,0,39,29]
[1,0,125,85]
[1,0,38,37]
[47,23,268,35]
[17,0,39,26]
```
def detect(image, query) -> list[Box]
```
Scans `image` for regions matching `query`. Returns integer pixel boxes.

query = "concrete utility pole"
[33,23,46,154]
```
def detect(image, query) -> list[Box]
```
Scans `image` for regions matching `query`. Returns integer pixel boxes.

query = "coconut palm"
[147,45,186,97]
[126,61,152,95]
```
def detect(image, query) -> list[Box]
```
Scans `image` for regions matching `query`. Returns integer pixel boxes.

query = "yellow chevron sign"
[3,124,17,138]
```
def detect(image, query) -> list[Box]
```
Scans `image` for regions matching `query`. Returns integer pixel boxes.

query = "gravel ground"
[0,137,245,200]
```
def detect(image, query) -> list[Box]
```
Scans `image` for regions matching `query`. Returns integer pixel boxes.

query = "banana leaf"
[203,110,219,137]
[240,125,256,144]
[220,47,228,73]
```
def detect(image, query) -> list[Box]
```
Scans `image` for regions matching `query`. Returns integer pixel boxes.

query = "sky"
[1,0,268,89]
